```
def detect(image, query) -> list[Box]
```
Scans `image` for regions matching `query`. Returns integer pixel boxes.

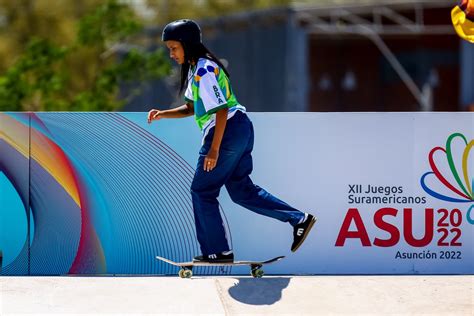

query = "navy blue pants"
[190,111,305,256]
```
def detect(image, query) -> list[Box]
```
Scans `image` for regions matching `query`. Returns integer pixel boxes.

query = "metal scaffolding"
[294,0,455,110]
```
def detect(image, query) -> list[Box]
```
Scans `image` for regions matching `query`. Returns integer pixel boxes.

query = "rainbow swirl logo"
[420,133,474,224]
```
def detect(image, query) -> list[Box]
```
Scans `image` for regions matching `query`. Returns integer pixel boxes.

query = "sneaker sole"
[291,216,317,252]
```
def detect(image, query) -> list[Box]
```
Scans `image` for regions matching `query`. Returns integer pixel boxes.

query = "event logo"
[420,133,474,224]
[336,132,473,254]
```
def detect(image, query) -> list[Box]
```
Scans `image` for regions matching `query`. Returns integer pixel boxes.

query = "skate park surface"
[1,275,472,315]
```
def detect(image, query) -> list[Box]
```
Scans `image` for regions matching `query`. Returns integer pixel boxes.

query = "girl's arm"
[204,107,228,172]
[148,102,194,123]
[210,107,229,151]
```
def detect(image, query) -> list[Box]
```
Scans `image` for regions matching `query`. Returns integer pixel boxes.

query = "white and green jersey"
[184,58,246,137]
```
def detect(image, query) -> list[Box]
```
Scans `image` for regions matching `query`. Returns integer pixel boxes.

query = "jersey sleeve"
[197,66,228,114]
[184,77,194,103]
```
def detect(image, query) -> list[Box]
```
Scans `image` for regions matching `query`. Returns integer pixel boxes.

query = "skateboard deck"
[156,255,285,278]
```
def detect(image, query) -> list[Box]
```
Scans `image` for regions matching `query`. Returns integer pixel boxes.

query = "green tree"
[0,0,171,111]
[0,0,98,73]
[0,0,305,111]
[0,38,69,111]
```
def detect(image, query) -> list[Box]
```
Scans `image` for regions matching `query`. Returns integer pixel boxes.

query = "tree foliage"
[0,0,299,111]
[0,0,171,111]
[0,38,69,111]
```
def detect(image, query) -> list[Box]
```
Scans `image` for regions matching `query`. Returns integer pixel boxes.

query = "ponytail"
[179,42,229,95]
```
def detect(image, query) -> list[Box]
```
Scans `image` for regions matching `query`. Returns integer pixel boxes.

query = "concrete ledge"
[1,276,473,315]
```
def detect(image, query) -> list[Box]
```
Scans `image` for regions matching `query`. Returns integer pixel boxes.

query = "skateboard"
[155,255,285,278]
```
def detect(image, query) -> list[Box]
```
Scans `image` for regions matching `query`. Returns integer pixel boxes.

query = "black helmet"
[162,19,202,44]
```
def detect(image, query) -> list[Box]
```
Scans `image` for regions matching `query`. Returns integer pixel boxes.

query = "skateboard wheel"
[251,268,264,278]
[179,269,192,278]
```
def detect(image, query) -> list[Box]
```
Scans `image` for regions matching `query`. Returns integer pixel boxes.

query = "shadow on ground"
[226,277,291,305]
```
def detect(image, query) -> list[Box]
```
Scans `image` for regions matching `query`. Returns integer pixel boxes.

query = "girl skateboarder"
[148,19,316,263]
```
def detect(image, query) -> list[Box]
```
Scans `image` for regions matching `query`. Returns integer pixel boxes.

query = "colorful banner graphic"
[1,112,473,275]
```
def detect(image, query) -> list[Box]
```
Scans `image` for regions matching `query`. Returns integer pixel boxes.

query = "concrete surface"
[1,276,473,315]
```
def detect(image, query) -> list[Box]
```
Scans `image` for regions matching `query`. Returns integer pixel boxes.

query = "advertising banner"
[0,113,30,275]
[1,112,473,275]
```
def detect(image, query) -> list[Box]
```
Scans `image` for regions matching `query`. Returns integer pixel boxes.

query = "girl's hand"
[204,148,219,172]
[147,109,162,123]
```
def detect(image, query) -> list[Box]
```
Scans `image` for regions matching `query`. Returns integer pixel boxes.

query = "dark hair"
[179,42,230,95]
